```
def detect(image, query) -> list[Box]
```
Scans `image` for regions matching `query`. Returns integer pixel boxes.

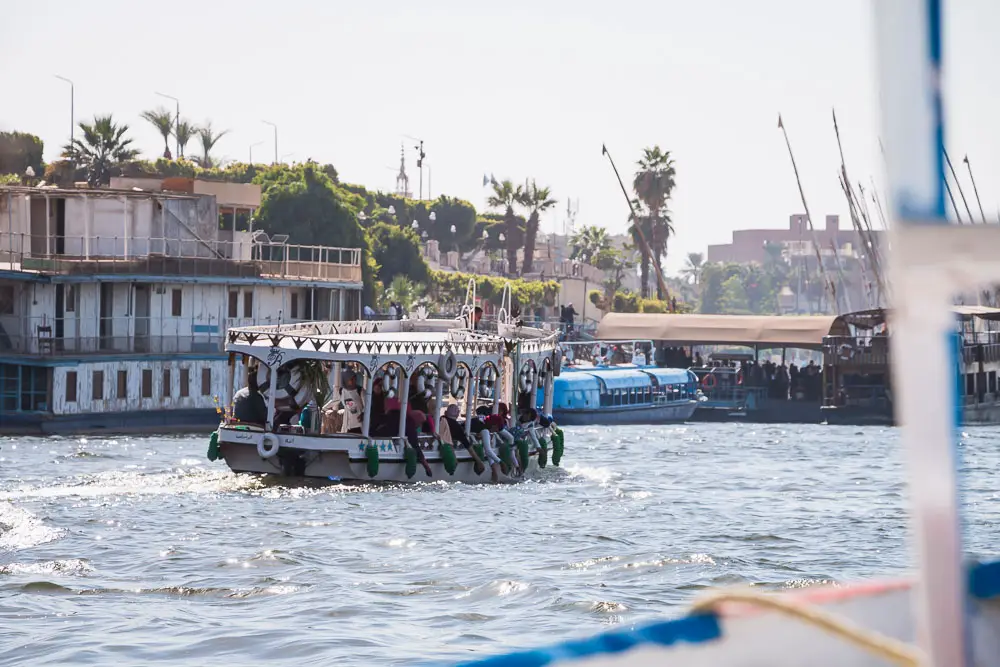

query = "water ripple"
[0,424,996,665]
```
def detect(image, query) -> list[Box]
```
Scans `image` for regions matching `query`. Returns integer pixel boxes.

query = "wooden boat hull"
[552,400,697,426]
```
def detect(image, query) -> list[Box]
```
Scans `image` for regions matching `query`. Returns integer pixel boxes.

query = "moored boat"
[547,367,698,426]
[208,286,567,483]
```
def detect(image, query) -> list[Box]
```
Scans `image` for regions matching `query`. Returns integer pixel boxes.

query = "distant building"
[707,214,887,313]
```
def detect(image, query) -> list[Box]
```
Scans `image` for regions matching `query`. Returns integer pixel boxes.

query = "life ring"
[701,373,718,389]
[258,433,280,459]
[450,371,465,399]
[838,342,855,361]
[438,350,457,381]
[383,368,399,398]
[518,369,532,393]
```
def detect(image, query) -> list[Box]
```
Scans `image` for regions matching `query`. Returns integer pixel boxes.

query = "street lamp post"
[155,92,180,158]
[262,121,278,164]
[249,141,263,165]
[54,75,74,161]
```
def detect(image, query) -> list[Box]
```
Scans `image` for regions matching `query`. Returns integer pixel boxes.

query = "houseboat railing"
[0,333,224,356]
[0,233,362,282]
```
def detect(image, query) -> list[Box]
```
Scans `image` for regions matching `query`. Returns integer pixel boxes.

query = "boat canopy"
[597,313,847,349]
[641,368,695,386]
[584,369,653,390]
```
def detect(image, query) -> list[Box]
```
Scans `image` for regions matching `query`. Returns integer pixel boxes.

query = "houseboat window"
[180,368,190,398]
[66,371,77,403]
[92,371,104,400]
[162,369,171,398]
[141,369,152,398]
[66,286,76,313]
[117,370,127,399]
[0,285,13,314]
[228,291,239,318]
[291,293,299,319]
[171,289,183,317]
[201,368,212,396]
[20,366,47,411]
[243,291,254,318]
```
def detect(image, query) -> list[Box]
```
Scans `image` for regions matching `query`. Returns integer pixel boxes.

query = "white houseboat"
[0,179,363,433]
[210,300,566,483]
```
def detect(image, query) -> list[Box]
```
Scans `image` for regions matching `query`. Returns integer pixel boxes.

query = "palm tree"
[61,114,140,187]
[385,275,425,312]
[140,107,175,159]
[195,122,229,168]
[518,181,557,274]
[570,225,611,265]
[681,252,704,285]
[173,119,197,159]
[486,179,523,275]
[632,146,677,298]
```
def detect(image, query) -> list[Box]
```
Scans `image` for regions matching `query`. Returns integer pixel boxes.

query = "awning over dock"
[596,313,847,349]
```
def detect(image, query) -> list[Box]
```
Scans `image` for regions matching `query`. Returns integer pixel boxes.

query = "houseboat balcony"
[0,234,362,283]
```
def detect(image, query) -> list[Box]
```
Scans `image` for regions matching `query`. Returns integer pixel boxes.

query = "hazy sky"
[2,1,997,273]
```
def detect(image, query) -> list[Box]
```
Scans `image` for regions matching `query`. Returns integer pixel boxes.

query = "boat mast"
[777,115,845,314]
[874,1,977,664]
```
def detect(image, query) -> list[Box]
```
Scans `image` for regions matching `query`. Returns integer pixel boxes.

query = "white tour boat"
[207,285,566,483]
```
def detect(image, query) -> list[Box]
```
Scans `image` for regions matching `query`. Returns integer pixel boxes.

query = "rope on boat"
[690,590,921,667]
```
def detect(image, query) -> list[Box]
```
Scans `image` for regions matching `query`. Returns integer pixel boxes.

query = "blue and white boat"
[544,367,698,426]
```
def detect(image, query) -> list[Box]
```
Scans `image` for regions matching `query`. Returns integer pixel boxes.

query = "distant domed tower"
[395,145,412,199]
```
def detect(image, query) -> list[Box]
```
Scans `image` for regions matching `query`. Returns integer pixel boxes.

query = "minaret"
[395,144,412,199]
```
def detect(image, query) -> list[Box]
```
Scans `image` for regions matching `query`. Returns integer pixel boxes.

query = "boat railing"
[823,335,890,367]
[1,233,363,282]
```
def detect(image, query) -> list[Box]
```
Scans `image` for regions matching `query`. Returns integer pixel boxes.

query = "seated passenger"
[323,369,364,434]
[233,367,267,426]
[440,403,486,475]
[381,397,433,477]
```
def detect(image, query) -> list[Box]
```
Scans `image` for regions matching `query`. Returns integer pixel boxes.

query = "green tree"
[367,220,429,286]
[61,114,140,187]
[570,225,611,264]
[384,275,425,312]
[632,146,677,298]
[487,178,523,274]
[720,274,750,314]
[195,122,228,168]
[173,119,197,159]
[518,181,557,274]
[140,107,175,159]
[0,131,44,176]
[253,163,376,303]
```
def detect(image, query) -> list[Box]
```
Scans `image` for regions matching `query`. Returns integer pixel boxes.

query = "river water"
[0,424,997,666]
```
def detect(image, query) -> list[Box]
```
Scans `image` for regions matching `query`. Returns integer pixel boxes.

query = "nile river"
[1,424,997,666]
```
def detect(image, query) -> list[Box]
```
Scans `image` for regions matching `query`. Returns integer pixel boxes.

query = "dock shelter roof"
[595,313,846,349]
